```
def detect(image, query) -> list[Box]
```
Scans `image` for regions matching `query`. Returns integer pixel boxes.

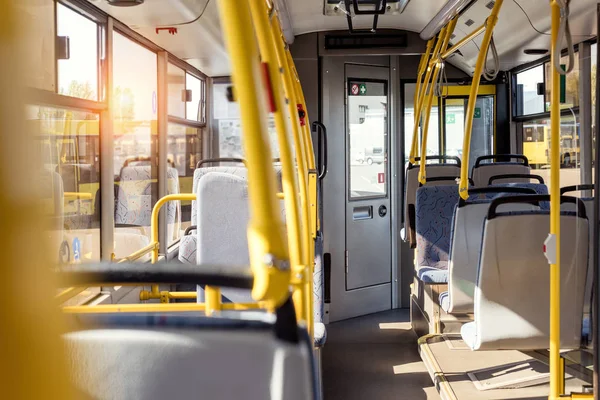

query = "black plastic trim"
[474,154,529,167]
[487,195,586,220]
[488,174,544,185]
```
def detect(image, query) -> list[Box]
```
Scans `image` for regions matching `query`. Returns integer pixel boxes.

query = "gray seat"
[461,196,589,350]
[471,155,531,187]
[64,312,316,400]
[178,166,248,266]
[404,156,461,249]
[442,187,538,314]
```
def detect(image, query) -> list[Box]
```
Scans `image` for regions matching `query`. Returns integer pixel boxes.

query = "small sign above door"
[349,83,368,96]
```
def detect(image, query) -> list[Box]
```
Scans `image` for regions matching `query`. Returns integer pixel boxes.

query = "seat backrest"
[470,201,588,350]
[415,185,460,270]
[115,166,181,240]
[195,172,253,303]
[405,163,461,248]
[64,314,315,400]
[446,188,539,314]
[471,155,531,187]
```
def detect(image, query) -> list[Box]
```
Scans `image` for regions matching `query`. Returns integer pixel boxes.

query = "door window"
[347,80,388,199]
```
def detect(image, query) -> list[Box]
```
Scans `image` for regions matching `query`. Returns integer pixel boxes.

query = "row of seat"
[410,154,595,352]
[403,154,531,248]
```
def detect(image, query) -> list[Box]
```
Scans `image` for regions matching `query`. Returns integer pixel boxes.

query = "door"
[345,65,392,292]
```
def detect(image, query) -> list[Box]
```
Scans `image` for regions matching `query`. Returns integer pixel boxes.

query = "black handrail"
[488,174,545,185]
[487,195,586,220]
[58,262,253,289]
[184,226,197,236]
[474,154,529,168]
[560,184,595,195]
[410,155,461,167]
[196,158,245,168]
[458,186,537,207]
[312,121,328,180]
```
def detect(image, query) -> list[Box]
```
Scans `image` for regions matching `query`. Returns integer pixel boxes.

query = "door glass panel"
[348,80,387,199]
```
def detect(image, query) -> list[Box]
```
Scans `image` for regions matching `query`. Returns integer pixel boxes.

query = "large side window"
[515,65,545,116]
[56,3,99,100]
[113,31,159,255]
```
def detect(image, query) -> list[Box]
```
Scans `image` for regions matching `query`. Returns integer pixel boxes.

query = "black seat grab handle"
[474,154,529,168]
[560,184,595,195]
[312,121,328,180]
[196,158,245,168]
[488,174,545,185]
[487,195,586,220]
[458,187,537,207]
[411,155,461,167]
[418,176,474,187]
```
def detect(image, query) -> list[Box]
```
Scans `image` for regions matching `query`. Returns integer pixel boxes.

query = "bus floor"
[322,309,440,400]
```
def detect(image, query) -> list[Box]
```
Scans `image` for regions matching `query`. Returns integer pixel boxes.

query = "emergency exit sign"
[474,107,481,119]
[447,113,455,124]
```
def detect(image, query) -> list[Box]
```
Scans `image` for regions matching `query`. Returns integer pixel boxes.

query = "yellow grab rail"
[458,0,504,199]
[217,0,291,310]
[249,0,308,327]
[410,38,435,162]
[409,27,447,163]
[418,18,457,184]
[549,1,561,399]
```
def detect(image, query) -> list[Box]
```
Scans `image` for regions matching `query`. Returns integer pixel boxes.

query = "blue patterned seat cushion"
[415,185,460,276]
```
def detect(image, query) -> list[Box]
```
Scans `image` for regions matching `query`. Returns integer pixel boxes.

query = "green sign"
[359,83,367,95]
[474,107,481,119]
[447,113,456,124]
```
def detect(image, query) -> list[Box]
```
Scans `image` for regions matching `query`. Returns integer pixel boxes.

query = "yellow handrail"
[409,27,447,163]
[217,0,291,310]
[410,38,435,162]
[64,192,93,200]
[458,0,504,200]
[418,18,457,184]
[549,1,561,399]
[63,302,267,314]
[248,0,308,327]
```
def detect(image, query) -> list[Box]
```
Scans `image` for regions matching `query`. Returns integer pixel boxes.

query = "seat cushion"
[314,322,327,348]
[417,266,448,284]
[439,291,450,313]
[178,235,197,264]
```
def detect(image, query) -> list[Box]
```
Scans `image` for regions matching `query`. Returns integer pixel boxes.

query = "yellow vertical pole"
[248,0,306,320]
[549,1,562,398]
[217,0,291,308]
[410,28,447,163]
[410,38,435,162]
[458,0,504,200]
[283,44,314,338]
[0,2,74,398]
[418,18,457,184]
[205,286,222,316]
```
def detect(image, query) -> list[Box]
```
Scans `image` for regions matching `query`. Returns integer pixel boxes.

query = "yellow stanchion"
[0,2,74,397]
[549,1,562,399]
[217,0,291,310]
[458,0,504,199]
[410,28,447,163]
[248,0,307,323]
[418,18,457,184]
[410,38,435,163]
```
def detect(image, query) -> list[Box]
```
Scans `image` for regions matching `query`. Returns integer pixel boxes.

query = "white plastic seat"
[462,195,589,351]
[64,312,316,400]
[470,154,531,187]
[442,187,538,314]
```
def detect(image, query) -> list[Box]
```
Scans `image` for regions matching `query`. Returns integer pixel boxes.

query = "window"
[167,123,202,245]
[515,65,545,116]
[545,53,580,111]
[167,63,186,119]
[592,43,597,166]
[17,0,55,91]
[186,73,203,122]
[113,31,159,252]
[213,82,279,159]
[56,3,99,101]
[403,83,441,164]
[522,115,581,192]
[27,105,101,262]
